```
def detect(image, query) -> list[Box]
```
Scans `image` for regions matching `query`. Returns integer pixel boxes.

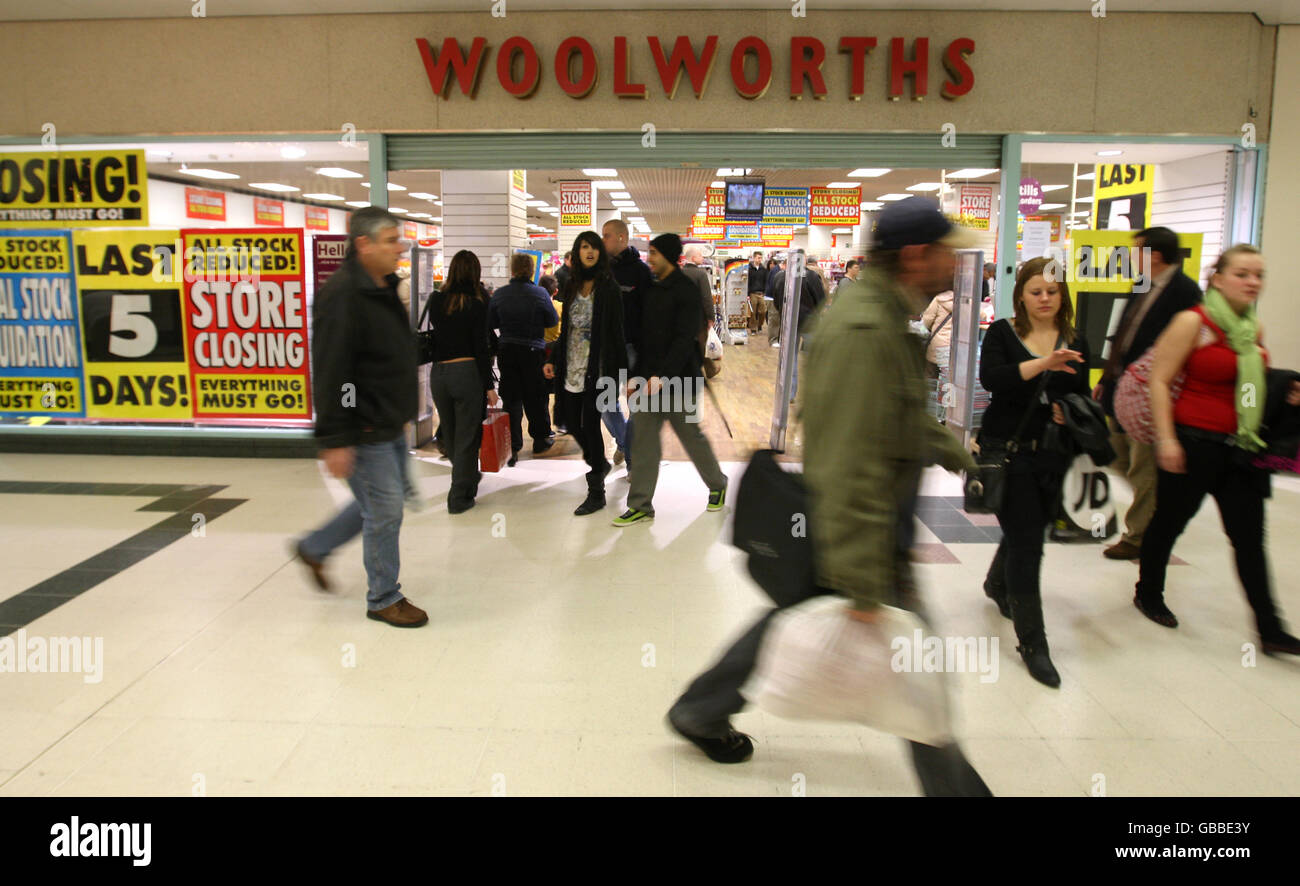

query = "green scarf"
[1202,287,1266,452]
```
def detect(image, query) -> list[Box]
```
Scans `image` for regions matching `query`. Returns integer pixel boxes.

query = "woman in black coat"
[978,257,1091,688]
[543,231,627,516]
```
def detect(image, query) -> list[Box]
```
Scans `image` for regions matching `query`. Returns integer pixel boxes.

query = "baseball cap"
[872,196,977,251]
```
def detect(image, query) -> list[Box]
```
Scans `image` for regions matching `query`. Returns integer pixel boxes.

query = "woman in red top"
[1137,245,1300,656]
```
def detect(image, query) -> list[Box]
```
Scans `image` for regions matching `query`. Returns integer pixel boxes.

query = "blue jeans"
[600,342,637,455]
[302,434,407,611]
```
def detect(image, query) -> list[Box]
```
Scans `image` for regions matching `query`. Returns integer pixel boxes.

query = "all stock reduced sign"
[809,187,862,225]
[0,230,83,417]
[182,229,311,424]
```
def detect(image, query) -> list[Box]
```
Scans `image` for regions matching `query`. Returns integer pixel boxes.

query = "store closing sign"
[559,182,592,227]
[73,229,193,420]
[182,228,311,424]
[958,184,993,230]
[0,150,149,227]
[810,187,861,225]
[416,35,975,100]
[0,230,83,417]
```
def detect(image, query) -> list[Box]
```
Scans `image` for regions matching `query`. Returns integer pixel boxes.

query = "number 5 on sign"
[109,294,158,358]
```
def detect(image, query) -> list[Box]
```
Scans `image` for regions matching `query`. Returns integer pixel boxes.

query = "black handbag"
[964,336,1060,514]
[731,449,817,607]
[414,294,436,365]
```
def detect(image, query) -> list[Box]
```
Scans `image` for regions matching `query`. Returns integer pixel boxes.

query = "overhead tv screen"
[725,179,765,220]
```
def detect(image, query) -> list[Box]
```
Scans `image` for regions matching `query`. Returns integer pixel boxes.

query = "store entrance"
[390,162,1001,462]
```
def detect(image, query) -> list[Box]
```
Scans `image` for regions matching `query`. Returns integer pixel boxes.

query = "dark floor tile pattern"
[0,482,247,636]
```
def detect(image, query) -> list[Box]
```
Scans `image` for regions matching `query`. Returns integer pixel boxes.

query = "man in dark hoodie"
[603,219,652,467]
[614,233,729,526]
[294,207,428,628]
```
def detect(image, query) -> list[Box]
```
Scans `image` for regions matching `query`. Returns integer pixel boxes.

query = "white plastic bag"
[742,595,954,746]
[705,325,724,360]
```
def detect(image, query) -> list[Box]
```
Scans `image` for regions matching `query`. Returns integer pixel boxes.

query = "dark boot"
[574,491,605,516]
[983,543,1011,619]
[1010,594,1060,688]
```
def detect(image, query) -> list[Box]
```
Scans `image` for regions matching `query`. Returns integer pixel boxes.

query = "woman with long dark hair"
[543,231,627,516]
[1135,245,1300,654]
[429,250,498,514]
[978,257,1091,687]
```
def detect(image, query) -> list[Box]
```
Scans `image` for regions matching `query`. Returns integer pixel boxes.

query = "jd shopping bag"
[741,595,955,747]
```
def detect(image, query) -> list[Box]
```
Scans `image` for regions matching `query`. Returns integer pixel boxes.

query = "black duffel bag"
[731,449,816,607]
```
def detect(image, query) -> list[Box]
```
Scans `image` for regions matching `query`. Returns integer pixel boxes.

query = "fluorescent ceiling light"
[1071,210,1090,216]
[344,201,369,208]
[388,207,408,214]
[711,180,724,187]
[526,200,549,207]
[433,200,442,206]
[860,202,883,210]
[582,168,618,176]
[1036,203,1066,210]
[1076,172,1096,181]
[1074,195,1093,203]
[592,180,625,190]
[609,192,632,200]
[1040,184,1068,192]
[826,182,860,188]
[876,194,911,201]
[905,182,943,192]
[946,168,999,179]
[430,217,442,222]
[544,210,559,215]
[249,182,299,193]
[317,167,363,179]
[848,168,891,177]
[1097,150,1123,157]
[612,201,636,207]
[180,167,239,180]
[718,167,752,176]
[409,192,438,200]
[280,146,307,159]
[408,212,433,219]
[303,193,344,201]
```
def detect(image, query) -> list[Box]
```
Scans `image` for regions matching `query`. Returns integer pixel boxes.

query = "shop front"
[0,7,1281,454]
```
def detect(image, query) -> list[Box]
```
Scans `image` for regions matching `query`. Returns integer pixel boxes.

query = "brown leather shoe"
[1104,540,1141,560]
[367,599,429,628]
[293,542,330,591]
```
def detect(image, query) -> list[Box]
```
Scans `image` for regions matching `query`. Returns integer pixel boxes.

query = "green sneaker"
[612,508,653,527]
[707,486,727,512]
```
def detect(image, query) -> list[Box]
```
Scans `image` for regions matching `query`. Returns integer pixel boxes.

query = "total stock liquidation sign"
[0,228,313,425]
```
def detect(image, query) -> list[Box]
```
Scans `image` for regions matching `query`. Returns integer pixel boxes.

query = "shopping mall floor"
[2,443,1298,798]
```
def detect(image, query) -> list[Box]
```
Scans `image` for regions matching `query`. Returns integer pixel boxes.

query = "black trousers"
[429,361,485,509]
[987,459,1065,631]
[1137,430,1283,637]
[559,386,608,496]
[498,342,552,452]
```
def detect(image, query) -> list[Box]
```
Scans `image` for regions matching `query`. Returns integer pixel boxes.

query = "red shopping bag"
[479,408,511,472]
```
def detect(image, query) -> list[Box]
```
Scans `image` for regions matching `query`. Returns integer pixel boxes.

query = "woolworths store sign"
[417,34,976,101]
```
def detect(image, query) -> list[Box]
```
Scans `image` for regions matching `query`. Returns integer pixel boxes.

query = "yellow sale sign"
[0,150,149,227]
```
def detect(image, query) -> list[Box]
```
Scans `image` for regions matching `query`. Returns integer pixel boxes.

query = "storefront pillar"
[441,170,529,290]
[996,135,1023,319]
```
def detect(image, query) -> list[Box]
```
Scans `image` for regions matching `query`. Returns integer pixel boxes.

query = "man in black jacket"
[615,234,729,526]
[603,219,652,466]
[1093,226,1202,561]
[294,207,428,628]
[490,252,558,464]
[746,251,767,333]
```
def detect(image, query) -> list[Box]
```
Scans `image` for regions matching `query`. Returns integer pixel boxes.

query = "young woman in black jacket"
[429,250,498,514]
[978,257,1091,687]
[543,231,627,516]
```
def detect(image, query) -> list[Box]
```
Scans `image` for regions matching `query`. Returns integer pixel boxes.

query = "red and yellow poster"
[185,187,226,222]
[74,229,193,420]
[181,228,310,424]
[809,187,862,225]
[958,185,993,230]
[705,187,726,225]
[253,198,284,226]
[559,182,593,228]
[305,206,330,230]
[0,149,149,227]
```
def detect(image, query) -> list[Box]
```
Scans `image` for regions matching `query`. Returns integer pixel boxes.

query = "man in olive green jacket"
[668,197,990,796]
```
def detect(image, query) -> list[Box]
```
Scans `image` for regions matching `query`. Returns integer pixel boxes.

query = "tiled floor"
[0,450,1297,796]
